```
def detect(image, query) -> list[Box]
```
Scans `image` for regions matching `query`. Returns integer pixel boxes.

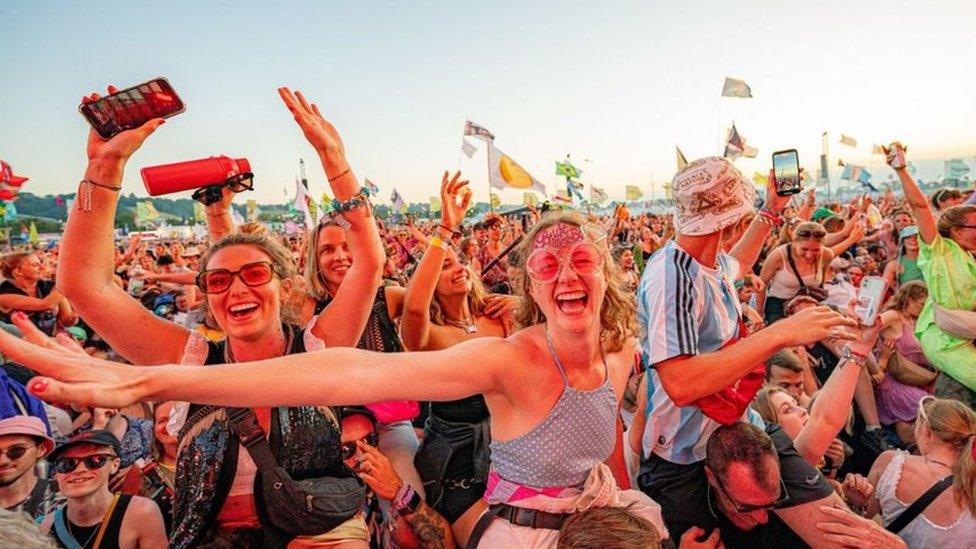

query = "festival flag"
[945,158,971,178]
[625,185,644,201]
[463,120,495,141]
[838,158,846,167]
[555,159,582,179]
[144,201,160,220]
[724,124,758,160]
[841,164,875,190]
[193,201,206,223]
[293,178,315,230]
[871,144,885,155]
[487,142,547,195]
[28,221,38,245]
[839,134,858,147]
[676,146,688,170]
[721,77,752,98]
[589,185,609,204]
[753,171,768,187]
[490,193,501,210]
[0,202,15,222]
[567,179,585,203]
[390,189,407,214]
[246,199,260,222]
[429,196,441,215]
[523,193,538,207]
[662,182,673,200]
[320,192,332,214]
[364,178,380,195]
[461,139,478,159]
[0,161,28,186]
[54,196,65,207]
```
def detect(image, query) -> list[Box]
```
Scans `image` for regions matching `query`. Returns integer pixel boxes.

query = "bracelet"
[330,185,373,215]
[429,235,448,250]
[757,208,783,227]
[438,223,460,236]
[78,179,122,212]
[327,168,351,183]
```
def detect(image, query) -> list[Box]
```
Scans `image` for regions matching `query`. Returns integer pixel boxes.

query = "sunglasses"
[55,453,116,474]
[0,444,36,461]
[341,432,379,460]
[196,261,277,294]
[711,473,790,513]
[527,242,605,283]
[794,229,826,240]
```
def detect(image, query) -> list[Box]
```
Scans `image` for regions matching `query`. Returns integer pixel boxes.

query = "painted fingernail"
[30,379,48,393]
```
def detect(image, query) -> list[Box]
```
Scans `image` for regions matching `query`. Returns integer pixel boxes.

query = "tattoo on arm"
[403,501,452,548]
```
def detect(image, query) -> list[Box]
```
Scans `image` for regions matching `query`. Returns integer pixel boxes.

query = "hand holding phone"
[79,78,185,140]
[854,276,887,327]
[772,149,802,196]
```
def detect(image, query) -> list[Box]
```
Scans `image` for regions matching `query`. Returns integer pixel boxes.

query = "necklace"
[444,314,478,334]
[67,516,101,549]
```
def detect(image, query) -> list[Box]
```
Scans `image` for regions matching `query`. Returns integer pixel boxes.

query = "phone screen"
[79,78,185,139]
[772,149,801,196]
[855,276,887,326]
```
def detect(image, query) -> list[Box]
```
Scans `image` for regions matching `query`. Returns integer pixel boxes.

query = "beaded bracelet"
[330,185,373,215]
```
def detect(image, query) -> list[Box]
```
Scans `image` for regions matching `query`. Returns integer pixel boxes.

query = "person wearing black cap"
[40,429,166,549]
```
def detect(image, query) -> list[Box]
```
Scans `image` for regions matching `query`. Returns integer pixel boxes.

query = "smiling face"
[948,212,976,252]
[316,225,352,291]
[55,444,119,499]
[527,223,608,336]
[792,238,822,263]
[892,212,913,231]
[0,434,41,487]
[153,402,178,448]
[204,245,283,341]
[435,248,472,298]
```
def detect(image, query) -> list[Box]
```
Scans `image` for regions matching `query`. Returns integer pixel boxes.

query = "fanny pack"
[691,321,765,425]
[932,303,976,340]
[225,407,366,537]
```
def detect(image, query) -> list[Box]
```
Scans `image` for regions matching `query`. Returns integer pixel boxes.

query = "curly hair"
[513,211,637,353]
[883,280,928,314]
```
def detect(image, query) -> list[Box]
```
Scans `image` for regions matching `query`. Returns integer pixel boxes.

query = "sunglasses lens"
[200,270,232,294]
[55,458,79,474]
[3,446,28,460]
[85,455,110,470]
[240,263,273,287]
[365,433,379,447]
[341,443,356,460]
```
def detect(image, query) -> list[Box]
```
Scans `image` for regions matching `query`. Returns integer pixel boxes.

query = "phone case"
[79,77,185,139]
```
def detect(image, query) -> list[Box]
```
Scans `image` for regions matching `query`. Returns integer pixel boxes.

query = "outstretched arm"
[729,172,791,278]
[57,86,189,365]
[886,144,937,244]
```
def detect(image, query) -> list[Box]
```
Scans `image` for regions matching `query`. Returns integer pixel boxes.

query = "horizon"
[2,1,974,206]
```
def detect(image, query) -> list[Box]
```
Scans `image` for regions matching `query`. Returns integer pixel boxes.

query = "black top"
[54,494,132,549]
[0,279,57,334]
[314,286,403,353]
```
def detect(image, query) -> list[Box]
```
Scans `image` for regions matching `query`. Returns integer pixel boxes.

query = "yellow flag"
[143,201,160,220]
[523,193,538,207]
[193,201,206,223]
[28,221,38,245]
[246,199,259,221]
[430,196,441,214]
[753,171,768,187]
[625,185,643,201]
[490,193,501,209]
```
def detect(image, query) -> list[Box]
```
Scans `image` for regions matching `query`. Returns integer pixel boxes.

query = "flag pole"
[486,139,495,214]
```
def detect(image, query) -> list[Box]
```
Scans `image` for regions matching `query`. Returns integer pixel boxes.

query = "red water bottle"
[140,156,251,196]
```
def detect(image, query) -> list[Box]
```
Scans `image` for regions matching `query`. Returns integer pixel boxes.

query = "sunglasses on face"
[341,432,379,460]
[712,473,790,513]
[0,444,35,461]
[55,453,116,474]
[526,242,605,283]
[196,261,277,294]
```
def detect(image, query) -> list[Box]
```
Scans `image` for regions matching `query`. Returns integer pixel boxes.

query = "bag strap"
[91,493,122,549]
[53,506,84,549]
[21,478,50,517]
[886,475,954,534]
[784,246,810,293]
[224,407,282,472]
[465,506,501,549]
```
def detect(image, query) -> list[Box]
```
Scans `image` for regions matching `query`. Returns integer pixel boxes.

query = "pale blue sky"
[1,1,974,204]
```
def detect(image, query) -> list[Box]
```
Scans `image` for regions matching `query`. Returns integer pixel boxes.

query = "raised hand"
[773,306,859,347]
[84,86,165,164]
[882,142,907,171]
[439,171,471,231]
[278,87,345,161]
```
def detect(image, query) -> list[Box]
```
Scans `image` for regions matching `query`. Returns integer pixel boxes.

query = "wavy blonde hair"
[304,221,342,301]
[513,211,637,352]
[429,263,490,325]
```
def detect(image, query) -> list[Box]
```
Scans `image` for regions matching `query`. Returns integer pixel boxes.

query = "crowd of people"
[0,86,974,549]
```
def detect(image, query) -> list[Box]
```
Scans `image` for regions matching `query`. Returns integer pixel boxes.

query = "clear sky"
[1,1,974,205]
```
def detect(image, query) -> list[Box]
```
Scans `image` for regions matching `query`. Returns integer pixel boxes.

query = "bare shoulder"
[125,495,164,520]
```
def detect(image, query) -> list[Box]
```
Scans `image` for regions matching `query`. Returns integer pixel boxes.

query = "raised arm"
[401,172,471,351]
[885,144,937,244]
[278,88,385,347]
[729,172,791,278]
[57,86,189,365]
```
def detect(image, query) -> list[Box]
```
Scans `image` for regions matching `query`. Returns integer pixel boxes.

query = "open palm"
[278,87,345,157]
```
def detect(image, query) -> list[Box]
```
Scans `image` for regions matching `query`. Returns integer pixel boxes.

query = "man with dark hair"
[764,351,810,406]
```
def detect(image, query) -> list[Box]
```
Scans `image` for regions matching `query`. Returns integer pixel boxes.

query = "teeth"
[556,292,586,301]
[230,303,258,313]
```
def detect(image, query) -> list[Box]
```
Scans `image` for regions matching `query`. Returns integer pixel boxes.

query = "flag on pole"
[554,190,573,204]
[28,221,38,245]
[461,139,478,159]
[841,164,874,190]
[193,201,206,223]
[724,124,758,160]
[871,144,885,155]
[567,179,585,203]
[625,185,644,201]
[676,146,688,170]
[487,142,547,195]
[0,161,28,186]
[589,185,608,204]
[839,134,858,147]
[945,158,971,178]
[293,178,315,230]
[429,196,441,215]
[523,193,538,207]
[721,77,753,98]
[246,199,260,222]
[320,192,332,214]
[390,189,407,214]
[489,193,501,210]
[463,120,495,141]
[555,159,582,179]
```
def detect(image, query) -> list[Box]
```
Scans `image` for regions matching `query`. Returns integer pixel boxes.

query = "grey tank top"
[489,329,618,488]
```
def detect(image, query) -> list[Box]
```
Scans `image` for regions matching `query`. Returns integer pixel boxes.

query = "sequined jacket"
[169,326,350,549]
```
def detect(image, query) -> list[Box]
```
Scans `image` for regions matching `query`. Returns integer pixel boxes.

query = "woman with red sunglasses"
[10,211,670,548]
[56,85,385,548]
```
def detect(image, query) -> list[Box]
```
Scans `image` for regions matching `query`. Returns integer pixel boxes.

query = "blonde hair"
[557,504,661,549]
[752,385,789,425]
[304,221,342,301]
[937,205,976,239]
[513,211,637,352]
[884,280,928,314]
[0,509,57,548]
[196,232,299,326]
[429,264,491,326]
[918,397,976,516]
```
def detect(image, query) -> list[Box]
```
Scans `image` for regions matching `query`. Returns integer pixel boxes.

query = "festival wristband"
[392,484,421,517]
[429,235,448,250]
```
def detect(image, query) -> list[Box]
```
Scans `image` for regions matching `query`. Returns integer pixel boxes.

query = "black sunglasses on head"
[55,453,116,474]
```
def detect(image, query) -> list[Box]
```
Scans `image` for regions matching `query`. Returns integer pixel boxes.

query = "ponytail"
[955,432,976,517]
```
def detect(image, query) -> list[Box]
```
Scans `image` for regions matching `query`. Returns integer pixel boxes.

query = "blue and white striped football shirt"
[637,240,758,464]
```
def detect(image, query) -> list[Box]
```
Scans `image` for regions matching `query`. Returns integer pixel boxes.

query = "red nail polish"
[30,379,48,393]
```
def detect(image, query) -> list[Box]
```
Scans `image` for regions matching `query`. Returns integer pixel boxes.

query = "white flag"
[293,178,315,230]
[390,189,407,213]
[463,120,495,141]
[724,124,758,160]
[721,77,753,98]
[839,134,858,147]
[461,139,478,159]
[487,142,547,195]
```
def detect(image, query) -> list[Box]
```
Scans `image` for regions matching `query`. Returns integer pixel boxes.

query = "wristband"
[841,346,868,366]
[429,235,448,250]
[78,179,122,212]
[392,484,421,517]
[757,208,783,227]
[438,223,460,236]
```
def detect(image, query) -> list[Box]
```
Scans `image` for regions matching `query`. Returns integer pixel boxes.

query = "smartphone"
[855,276,887,326]
[772,149,802,196]
[79,77,185,139]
